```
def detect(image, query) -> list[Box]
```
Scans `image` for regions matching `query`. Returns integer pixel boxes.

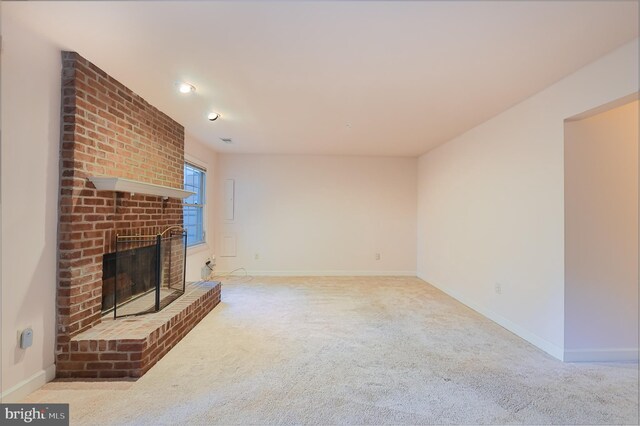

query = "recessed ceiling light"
[207,112,220,121]
[220,138,233,144]
[177,82,196,94]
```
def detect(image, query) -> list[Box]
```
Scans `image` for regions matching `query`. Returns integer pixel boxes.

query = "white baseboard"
[218,270,417,277]
[418,275,564,361]
[0,364,56,402]
[564,348,639,362]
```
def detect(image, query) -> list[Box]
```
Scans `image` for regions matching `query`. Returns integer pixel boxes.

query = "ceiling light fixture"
[177,82,196,94]
[207,112,220,121]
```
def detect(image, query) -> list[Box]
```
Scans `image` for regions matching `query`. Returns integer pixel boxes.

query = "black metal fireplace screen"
[102,228,187,318]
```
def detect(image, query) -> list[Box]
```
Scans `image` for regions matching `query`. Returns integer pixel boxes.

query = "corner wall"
[1,12,60,400]
[416,38,639,359]
[215,154,417,275]
[0,14,211,398]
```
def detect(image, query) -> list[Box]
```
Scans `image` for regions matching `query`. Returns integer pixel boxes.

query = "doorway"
[564,95,639,361]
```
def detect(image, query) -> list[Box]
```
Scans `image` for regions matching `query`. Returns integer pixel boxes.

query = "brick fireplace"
[56,52,220,378]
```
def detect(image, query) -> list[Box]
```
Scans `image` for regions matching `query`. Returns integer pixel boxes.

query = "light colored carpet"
[25,276,638,425]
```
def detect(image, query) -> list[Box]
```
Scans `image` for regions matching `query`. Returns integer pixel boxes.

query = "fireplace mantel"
[88,176,195,199]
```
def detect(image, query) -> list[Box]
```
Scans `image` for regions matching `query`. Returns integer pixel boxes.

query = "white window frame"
[183,161,207,248]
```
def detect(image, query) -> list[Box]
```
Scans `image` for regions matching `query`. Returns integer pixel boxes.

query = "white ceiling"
[5,1,638,156]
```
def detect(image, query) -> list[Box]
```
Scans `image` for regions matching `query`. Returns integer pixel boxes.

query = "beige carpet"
[24,276,638,425]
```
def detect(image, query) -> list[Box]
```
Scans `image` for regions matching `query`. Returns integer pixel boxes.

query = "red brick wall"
[57,52,185,364]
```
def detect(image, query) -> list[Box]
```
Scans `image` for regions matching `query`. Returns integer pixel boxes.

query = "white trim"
[418,275,564,360]
[186,242,210,255]
[0,364,56,402]
[565,92,639,122]
[183,160,207,247]
[217,270,417,277]
[184,153,208,171]
[564,348,639,362]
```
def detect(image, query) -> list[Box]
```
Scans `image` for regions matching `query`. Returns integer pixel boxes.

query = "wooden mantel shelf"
[88,176,195,199]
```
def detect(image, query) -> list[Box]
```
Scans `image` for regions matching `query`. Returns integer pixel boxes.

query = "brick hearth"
[57,281,221,379]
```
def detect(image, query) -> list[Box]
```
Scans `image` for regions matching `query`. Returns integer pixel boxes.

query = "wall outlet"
[375,253,381,261]
[254,253,260,260]
[494,283,502,294]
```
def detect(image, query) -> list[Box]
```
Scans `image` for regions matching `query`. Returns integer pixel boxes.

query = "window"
[183,163,206,247]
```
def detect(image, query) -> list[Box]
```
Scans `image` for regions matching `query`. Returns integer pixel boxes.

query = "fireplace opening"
[102,228,187,317]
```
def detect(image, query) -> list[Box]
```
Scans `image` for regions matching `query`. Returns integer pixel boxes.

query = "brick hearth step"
[57,281,221,378]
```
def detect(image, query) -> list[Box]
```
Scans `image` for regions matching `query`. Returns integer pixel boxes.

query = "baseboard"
[564,348,639,362]
[218,270,417,277]
[418,275,564,361]
[0,364,56,402]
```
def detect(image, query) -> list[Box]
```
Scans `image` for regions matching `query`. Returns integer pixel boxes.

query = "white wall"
[417,38,639,359]
[184,135,217,282]
[564,100,638,361]
[1,13,60,399]
[215,154,417,275]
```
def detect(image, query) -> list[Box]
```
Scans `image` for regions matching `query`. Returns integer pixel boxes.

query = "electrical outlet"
[375,253,381,261]
[254,253,260,260]
[494,283,502,294]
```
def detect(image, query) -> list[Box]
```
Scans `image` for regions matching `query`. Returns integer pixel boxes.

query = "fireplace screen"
[102,229,187,317]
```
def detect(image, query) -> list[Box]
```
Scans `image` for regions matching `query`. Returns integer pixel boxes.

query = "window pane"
[184,163,204,205]
[184,163,206,246]
[184,206,203,245]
